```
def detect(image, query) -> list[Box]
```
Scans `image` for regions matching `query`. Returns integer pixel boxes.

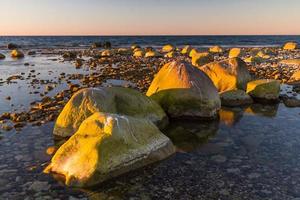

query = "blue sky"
[0,0,299,35]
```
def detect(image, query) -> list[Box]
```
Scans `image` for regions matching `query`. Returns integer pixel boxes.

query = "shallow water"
[0,103,299,199]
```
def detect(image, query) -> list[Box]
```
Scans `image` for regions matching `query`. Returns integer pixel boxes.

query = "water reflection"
[245,103,279,117]
[219,106,245,127]
[163,119,219,152]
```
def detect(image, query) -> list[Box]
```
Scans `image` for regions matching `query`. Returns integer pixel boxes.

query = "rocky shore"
[0,41,300,199]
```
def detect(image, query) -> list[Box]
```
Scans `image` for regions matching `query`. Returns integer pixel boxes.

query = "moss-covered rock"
[191,52,214,67]
[199,57,252,92]
[246,79,280,102]
[54,87,168,137]
[45,112,175,187]
[220,90,253,107]
[146,61,221,119]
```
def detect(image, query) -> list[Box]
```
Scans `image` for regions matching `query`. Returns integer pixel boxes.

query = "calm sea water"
[1,35,300,49]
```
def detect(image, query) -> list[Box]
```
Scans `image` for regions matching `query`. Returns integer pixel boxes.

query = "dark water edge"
[1,35,300,49]
[1,103,300,200]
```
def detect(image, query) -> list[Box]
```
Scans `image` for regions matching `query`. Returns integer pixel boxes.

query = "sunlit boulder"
[0,53,5,59]
[199,57,252,92]
[181,45,192,55]
[101,49,112,57]
[146,61,221,119]
[246,79,280,102]
[189,48,198,58]
[244,56,266,64]
[11,49,24,58]
[220,89,253,107]
[283,42,298,50]
[209,45,223,53]
[289,70,300,83]
[45,112,175,187]
[229,48,244,58]
[162,44,175,53]
[145,51,162,58]
[191,52,214,67]
[164,51,177,58]
[131,44,141,50]
[256,51,270,59]
[54,87,168,137]
[133,50,144,57]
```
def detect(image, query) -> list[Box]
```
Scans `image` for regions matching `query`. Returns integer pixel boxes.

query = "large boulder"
[283,42,298,50]
[189,48,198,58]
[162,44,175,53]
[54,87,168,138]
[220,90,253,107]
[45,112,175,187]
[191,52,214,67]
[146,61,221,119]
[0,53,5,59]
[246,79,280,102]
[199,57,252,92]
[229,48,244,58]
[11,50,24,58]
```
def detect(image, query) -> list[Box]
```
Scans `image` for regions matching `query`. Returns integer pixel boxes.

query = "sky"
[0,0,300,36]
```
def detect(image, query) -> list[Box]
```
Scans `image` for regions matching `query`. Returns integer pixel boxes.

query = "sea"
[0,35,300,49]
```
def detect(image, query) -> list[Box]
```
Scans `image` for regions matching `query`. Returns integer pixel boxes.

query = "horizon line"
[1,34,300,37]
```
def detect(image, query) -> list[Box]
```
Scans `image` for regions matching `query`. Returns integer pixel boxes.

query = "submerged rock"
[11,50,24,58]
[246,79,280,102]
[54,87,168,137]
[220,90,253,107]
[191,52,213,67]
[283,98,300,107]
[283,42,298,50]
[45,112,175,187]
[199,57,252,92]
[146,61,221,119]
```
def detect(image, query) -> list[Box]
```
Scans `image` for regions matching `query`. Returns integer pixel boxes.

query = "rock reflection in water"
[163,119,219,152]
[219,107,245,127]
[245,103,279,117]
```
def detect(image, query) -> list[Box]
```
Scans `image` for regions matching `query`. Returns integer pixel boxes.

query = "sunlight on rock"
[45,112,175,187]
[54,87,168,137]
[283,42,298,50]
[11,49,24,58]
[162,44,175,53]
[199,58,252,92]
[209,46,223,53]
[146,61,221,119]
[246,79,280,101]
[191,52,213,67]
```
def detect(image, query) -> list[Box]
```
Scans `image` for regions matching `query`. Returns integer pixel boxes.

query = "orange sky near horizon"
[1,0,300,36]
